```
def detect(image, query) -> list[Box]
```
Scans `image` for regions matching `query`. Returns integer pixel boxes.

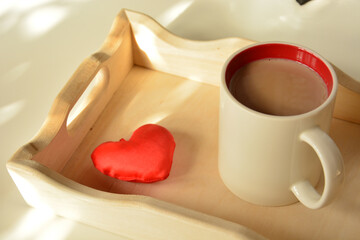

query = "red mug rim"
[225,43,334,95]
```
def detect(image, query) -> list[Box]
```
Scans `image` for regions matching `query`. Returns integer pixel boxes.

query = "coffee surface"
[229,58,328,116]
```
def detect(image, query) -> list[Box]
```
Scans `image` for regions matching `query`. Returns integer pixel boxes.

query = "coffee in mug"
[229,58,328,116]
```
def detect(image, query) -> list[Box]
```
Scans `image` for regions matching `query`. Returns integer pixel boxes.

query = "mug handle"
[290,127,344,209]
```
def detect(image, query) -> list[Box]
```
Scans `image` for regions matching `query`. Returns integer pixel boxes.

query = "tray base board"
[60,66,360,240]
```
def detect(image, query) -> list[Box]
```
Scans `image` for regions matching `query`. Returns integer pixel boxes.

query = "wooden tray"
[7,9,360,240]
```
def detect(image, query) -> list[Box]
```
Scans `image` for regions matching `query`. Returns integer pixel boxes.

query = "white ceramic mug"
[218,42,344,209]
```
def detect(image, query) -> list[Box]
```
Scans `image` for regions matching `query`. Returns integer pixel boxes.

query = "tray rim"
[6,8,360,240]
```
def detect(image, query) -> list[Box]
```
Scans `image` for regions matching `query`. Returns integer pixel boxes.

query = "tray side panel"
[30,11,134,173]
[126,10,255,86]
[334,84,360,125]
[7,160,266,240]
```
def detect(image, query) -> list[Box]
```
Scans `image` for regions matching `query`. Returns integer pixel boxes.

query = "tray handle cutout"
[66,67,109,134]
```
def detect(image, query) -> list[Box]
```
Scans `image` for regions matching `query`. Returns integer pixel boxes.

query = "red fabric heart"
[91,124,175,183]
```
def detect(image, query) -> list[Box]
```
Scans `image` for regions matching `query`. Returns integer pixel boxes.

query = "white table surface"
[1,0,359,239]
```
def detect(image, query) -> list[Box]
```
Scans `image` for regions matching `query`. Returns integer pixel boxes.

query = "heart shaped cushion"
[91,124,176,183]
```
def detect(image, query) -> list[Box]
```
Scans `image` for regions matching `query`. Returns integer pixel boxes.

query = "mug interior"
[225,43,334,96]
